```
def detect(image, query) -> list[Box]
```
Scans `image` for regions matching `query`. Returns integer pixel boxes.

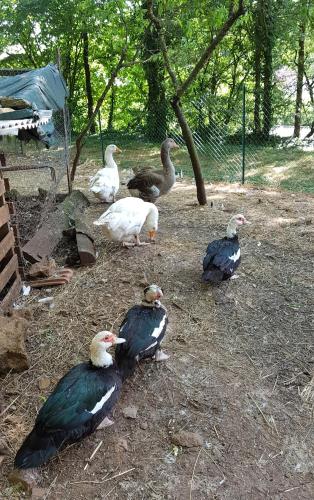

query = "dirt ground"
[1,177,314,499]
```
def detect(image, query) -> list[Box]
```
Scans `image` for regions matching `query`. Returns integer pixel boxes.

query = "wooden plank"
[0,230,14,261]
[0,275,21,313]
[4,178,10,191]
[76,233,96,265]
[75,214,96,266]
[0,179,5,197]
[0,254,18,291]
[23,190,90,263]
[0,204,10,227]
[7,201,15,215]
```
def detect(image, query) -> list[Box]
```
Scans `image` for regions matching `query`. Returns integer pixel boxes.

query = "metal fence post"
[242,84,246,184]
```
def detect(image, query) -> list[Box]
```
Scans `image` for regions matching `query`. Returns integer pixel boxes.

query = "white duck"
[93,197,158,247]
[90,144,122,202]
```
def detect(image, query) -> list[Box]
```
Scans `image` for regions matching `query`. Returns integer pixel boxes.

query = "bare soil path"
[1,181,313,499]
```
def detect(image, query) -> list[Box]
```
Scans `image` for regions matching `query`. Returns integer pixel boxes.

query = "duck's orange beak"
[115,147,122,154]
[148,230,156,241]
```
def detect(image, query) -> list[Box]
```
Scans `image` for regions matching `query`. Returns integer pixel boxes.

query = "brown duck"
[127,138,179,203]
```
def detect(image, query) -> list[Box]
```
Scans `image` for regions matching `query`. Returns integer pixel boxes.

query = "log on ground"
[74,214,96,266]
[22,190,90,263]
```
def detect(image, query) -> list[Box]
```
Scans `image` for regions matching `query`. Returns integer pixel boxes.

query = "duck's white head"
[226,214,251,238]
[90,331,126,368]
[106,144,122,155]
[143,284,163,307]
[144,203,159,242]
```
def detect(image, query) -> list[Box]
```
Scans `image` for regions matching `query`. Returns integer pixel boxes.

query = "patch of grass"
[79,135,314,194]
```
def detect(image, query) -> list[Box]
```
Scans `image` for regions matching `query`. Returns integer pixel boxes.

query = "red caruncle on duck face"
[235,214,250,226]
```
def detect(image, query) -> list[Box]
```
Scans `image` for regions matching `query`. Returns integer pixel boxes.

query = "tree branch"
[70,47,127,181]
[176,0,246,99]
[147,1,180,90]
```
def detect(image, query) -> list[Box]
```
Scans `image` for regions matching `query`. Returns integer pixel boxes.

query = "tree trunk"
[253,17,262,136]
[293,22,306,137]
[107,86,115,132]
[82,31,95,134]
[144,59,167,141]
[147,0,245,206]
[305,121,314,138]
[262,0,274,140]
[171,98,207,205]
[143,7,167,142]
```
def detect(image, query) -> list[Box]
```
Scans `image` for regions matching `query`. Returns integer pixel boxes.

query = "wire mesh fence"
[0,67,71,246]
[87,84,313,195]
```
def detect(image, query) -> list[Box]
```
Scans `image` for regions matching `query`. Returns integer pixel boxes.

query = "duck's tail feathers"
[14,429,61,469]
[202,268,224,284]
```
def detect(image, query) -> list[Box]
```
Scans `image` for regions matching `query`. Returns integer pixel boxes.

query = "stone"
[8,469,40,495]
[171,430,203,448]
[31,487,48,499]
[0,315,29,374]
[116,437,128,452]
[9,308,33,322]
[122,406,138,419]
[28,257,57,278]
[139,421,148,430]
[38,376,51,390]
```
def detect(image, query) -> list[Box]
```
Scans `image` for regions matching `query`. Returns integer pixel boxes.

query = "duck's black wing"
[116,305,168,378]
[35,363,121,432]
[15,363,121,468]
[203,236,240,282]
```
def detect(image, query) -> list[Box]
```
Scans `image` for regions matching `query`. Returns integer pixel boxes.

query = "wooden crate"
[0,177,21,313]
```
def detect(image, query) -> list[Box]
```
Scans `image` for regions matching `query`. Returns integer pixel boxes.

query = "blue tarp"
[0,63,68,112]
[0,64,68,147]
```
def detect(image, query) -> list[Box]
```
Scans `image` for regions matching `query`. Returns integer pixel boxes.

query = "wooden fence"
[0,176,21,312]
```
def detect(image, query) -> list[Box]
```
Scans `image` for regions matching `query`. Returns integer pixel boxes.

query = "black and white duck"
[115,284,169,380]
[127,138,179,203]
[14,331,125,470]
[202,214,250,284]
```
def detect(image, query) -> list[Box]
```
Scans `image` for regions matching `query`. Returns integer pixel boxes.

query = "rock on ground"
[171,430,203,448]
[122,406,138,419]
[0,315,29,374]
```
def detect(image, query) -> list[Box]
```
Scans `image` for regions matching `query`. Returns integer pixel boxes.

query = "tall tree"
[252,0,275,139]
[262,0,274,139]
[82,31,96,134]
[147,0,246,205]
[293,0,310,137]
[142,3,167,142]
[253,1,263,136]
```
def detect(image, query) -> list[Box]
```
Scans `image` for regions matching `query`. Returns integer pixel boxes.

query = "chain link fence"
[85,84,313,195]
[0,68,71,246]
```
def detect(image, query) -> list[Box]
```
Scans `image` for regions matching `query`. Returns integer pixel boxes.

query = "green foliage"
[0,0,313,139]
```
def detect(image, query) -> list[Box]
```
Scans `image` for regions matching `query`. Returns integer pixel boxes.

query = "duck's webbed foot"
[154,349,170,362]
[135,235,149,246]
[122,241,136,248]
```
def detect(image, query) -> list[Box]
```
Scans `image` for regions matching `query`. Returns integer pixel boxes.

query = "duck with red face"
[14,331,125,470]
[202,214,251,284]
[115,284,169,380]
